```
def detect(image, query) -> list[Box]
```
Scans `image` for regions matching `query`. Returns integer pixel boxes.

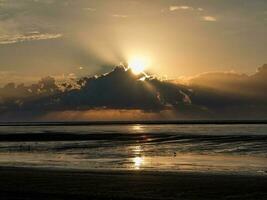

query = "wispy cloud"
[111,14,128,18]
[83,7,96,12]
[0,32,63,45]
[169,5,193,11]
[202,16,217,22]
[168,5,204,12]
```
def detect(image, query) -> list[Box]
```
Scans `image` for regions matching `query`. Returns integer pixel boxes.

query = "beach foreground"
[0,167,267,200]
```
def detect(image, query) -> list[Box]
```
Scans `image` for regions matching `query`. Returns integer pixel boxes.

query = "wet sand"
[0,167,267,200]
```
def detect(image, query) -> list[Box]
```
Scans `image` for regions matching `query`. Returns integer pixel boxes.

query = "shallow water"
[0,124,267,174]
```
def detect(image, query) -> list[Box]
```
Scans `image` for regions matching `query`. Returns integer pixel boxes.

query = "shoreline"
[1,120,267,126]
[1,166,267,199]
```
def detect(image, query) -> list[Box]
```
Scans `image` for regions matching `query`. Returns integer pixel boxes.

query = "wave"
[0,131,267,142]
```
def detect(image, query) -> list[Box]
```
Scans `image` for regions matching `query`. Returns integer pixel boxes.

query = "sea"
[0,124,267,175]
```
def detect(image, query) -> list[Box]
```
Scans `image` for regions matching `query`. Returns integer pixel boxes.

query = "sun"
[128,56,150,75]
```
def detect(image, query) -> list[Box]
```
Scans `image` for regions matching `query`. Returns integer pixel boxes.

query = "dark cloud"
[27,66,191,111]
[0,76,61,112]
[1,64,267,121]
[0,66,191,120]
[187,64,267,118]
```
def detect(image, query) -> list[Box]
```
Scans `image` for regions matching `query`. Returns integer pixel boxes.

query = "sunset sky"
[0,0,267,121]
[0,0,266,84]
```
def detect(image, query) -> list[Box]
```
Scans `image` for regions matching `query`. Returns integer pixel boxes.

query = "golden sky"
[0,0,266,84]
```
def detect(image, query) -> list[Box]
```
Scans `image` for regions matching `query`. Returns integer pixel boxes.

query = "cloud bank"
[0,64,267,121]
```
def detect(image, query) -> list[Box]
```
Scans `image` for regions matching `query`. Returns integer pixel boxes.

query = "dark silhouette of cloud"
[0,66,191,119]
[186,64,267,118]
[0,64,267,120]
[0,76,61,111]
[188,64,267,99]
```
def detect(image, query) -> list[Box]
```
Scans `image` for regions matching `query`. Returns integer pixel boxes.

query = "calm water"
[0,124,267,174]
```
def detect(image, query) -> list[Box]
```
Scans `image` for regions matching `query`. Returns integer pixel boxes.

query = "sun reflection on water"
[131,125,143,133]
[131,145,145,169]
[133,156,145,169]
[132,145,142,153]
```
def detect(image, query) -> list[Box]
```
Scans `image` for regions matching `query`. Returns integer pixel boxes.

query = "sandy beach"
[0,167,267,200]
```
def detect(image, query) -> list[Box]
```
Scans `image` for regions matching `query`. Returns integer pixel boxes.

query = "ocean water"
[0,124,267,174]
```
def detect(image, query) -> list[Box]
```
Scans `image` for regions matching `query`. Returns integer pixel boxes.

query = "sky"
[0,0,267,121]
[0,0,266,85]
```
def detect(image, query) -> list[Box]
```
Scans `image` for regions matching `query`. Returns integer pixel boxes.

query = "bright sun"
[128,56,150,75]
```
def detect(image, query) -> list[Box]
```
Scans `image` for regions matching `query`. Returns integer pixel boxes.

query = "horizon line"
[0,120,267,126]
